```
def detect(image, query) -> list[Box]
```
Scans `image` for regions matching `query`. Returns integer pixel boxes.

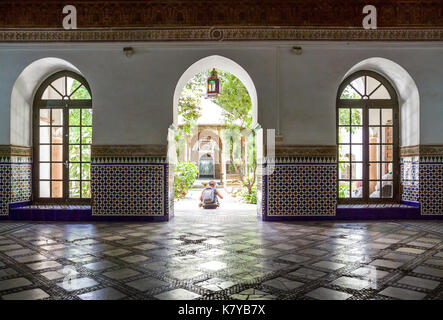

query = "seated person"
[199,180,224,208]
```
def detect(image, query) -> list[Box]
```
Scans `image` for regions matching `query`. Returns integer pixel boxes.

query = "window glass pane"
[382,109,393,125]
[40,163,50,180]
[40,181,50,198]
[338,108,350,125]
[69,181,81,198]
[369,127,380,144]
[382,183,393,198]
[69,79,82,96]
[351,181,363,198]
[382,127,393,143]
[351,109,362,125]
[338,162,351,180]
[339,145,350,161]
[350,145,363,162]
[82,182,91,198]
[50,77,66,96]
[369,109,380,125]
[338,127,350,144]
[69,109,81,125]
[340,85,361,99]
[369,181,380,198]
[369,145,380,162]
[69,163,80,180]
[41,85,63,100]
[82,109,93,126]
[69,145,81,162]
[52,145,63,162]
[382,163,393,179]
[51,109,63,125]
[39,127,50,143]
[82,163,91,180]
[51,127,63,144]
[366,76,381,96]
[69,127,81,144]
[40,109,50,125]
[81,145,91,162]
[52,163,63,180]
[338,181,350,198]
[369,85,390,99]
[40,145,50,162]
[382,145,393,161]
[352,163,363,180]
[52,181,63,198]
[70,82,91,99]
[350,77,364,96]
[351,127,362,143]
[337,74,397,203]
[369,163,380,180]
[82,127,92,144]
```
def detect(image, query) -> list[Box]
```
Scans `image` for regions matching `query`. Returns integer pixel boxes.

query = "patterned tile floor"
[0,213,442,300]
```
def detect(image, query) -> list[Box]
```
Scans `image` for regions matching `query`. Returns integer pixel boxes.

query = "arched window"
[33,71,92,203]
[337,71,399,203]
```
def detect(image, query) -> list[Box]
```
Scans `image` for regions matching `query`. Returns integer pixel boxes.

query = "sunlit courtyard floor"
[0,204,442,299]
[174,188,257,218]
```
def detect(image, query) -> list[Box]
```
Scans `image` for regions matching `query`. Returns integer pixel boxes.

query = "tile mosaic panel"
[91,158,168,217]
[0,156,32,216]
[420,156,443,215]
[0,162,11,215]
[401,157,419,204]
[11,162,32,204]
[168,163,174,219]
[256,163,264,218]
[264,158,337,217]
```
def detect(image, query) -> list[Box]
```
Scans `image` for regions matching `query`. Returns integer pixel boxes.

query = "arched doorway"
[337,70,399,203]
[339,57,421,210]
[199,153,214,178]
[33,71,92,203]
[170,55,261,217]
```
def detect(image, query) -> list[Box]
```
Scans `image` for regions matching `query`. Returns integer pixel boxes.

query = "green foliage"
[338,183,350,198]
[338,87,362,188]
[235,184,257,204]
[174,161,199,199]
[177,69,256,197]
[178,72,205,134]
[214,71,252,129]
[339,87,362,137]
[178,88,201,134]
[67,108,93,198]
[70,80,91,99]
[174,128,187,158]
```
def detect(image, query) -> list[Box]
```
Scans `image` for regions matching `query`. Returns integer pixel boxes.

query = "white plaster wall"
[10,58,82,147]
[277,43,443,145]
[0,42,442,147]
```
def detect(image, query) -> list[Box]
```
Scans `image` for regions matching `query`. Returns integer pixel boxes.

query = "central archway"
[170,55,261,218]
[172,55,258,128]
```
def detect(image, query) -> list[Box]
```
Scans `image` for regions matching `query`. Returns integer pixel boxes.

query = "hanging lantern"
[207,68,220,97]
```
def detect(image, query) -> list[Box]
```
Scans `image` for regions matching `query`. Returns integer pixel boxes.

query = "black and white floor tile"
[0,216,442,300]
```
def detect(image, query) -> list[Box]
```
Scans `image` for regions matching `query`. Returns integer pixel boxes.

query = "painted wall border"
[0,27,442,42]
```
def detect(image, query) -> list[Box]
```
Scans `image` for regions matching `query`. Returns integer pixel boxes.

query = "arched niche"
[10,57,85,147]
[342,57,420,147]
[172,55,258,128]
